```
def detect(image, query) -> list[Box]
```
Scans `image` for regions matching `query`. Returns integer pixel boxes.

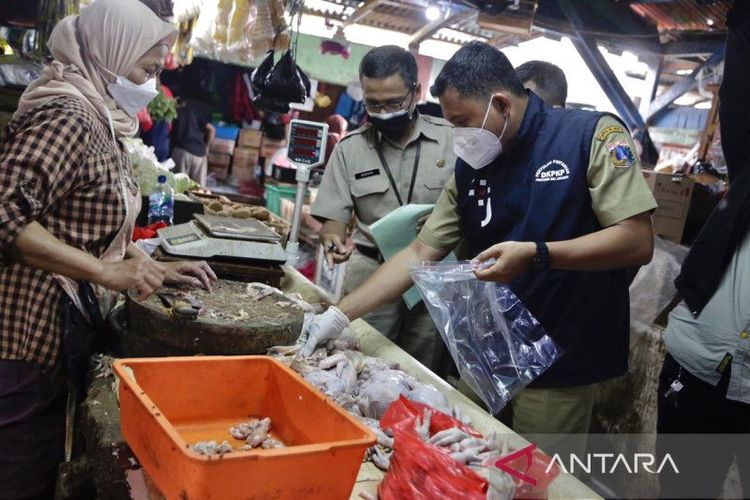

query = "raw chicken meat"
[357,370,416,419]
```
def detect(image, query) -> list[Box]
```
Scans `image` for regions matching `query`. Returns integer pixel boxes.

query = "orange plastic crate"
[114,356,376,499]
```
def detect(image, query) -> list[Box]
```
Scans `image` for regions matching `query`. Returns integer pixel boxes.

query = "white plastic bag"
[411,261,563,415]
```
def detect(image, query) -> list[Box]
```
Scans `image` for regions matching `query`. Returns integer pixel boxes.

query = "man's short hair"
[515,60,568,107]
[359,45,418,87]
[430,41,526,100]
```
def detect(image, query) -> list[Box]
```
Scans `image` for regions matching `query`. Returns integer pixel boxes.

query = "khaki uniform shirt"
[419,115,658,253]
[311,114,456,247]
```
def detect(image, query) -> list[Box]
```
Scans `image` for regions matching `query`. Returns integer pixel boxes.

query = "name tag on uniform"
[355,168,380,180]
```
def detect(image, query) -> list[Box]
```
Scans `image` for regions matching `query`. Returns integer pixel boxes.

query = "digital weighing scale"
[284,119,329,264]
[158,214,287,264]
[157,119,328,267]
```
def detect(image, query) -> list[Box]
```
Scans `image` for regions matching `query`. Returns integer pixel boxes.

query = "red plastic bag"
[378,396,560,500]
[378,396,487,500]
[380,395,480,439]
[132,222,168,242]
[494,443,560,498]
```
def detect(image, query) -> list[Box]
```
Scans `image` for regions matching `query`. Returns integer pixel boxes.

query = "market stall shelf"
[75,267,599,499]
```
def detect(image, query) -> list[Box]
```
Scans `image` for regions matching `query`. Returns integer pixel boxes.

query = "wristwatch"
[532,242,550,271]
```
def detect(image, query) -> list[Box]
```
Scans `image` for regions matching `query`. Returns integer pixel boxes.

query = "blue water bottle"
[147,175,174,225]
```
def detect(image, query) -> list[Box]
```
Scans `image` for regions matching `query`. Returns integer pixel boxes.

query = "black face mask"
[368,108,415,140]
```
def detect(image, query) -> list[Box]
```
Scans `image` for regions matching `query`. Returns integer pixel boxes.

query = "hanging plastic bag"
[250,0,275,58]
[411,261,563,415]
[212,0,233,44]
[252,50,311,113]
[227,0,256,49]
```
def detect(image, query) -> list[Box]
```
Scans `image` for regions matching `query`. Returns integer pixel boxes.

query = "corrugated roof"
[300,0,729,54]
[630,0,730,33]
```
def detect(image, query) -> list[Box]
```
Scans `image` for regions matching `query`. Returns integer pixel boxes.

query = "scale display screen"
[287,120,328,166]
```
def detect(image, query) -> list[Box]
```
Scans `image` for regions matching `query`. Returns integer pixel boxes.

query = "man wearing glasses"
[310,45,456,369]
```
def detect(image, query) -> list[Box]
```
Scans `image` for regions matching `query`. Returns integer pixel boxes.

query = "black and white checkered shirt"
[0,96,135,369]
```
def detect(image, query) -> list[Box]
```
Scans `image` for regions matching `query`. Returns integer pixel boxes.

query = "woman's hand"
[161,260,217,291]
[98,252,167,300]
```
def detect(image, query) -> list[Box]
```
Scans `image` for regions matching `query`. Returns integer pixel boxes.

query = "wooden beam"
[698,90,720,162]
[477,11,535,36]
[407,10,474,52]
[662,37,725,58]
[344,0,382,27]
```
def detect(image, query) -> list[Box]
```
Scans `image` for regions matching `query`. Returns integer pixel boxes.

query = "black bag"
[251,50,311,113]
[60,281,104,399]
[251,50,275,96]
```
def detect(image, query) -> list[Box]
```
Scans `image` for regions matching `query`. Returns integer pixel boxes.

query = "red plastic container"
[114,356,376,499]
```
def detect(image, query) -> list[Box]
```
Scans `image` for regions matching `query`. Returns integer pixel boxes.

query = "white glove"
[300,306,350,356]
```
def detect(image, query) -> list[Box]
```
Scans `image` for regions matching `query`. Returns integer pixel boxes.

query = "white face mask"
[107,76,158,117]
[453,98,509,170]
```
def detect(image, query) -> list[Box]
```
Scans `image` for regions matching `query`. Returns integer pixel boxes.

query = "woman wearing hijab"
[0,1,216,496]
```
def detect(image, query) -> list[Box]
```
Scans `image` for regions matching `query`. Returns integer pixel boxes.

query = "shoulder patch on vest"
[596,125,625,141]
[607,141,636,168]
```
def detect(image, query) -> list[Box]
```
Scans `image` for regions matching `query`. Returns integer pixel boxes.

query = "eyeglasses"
[364,86,416,114]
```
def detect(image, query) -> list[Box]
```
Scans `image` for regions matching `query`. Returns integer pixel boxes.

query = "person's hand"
[162,260,218,291]
[320,234,354,270]
[98,252,167,301]
[472,241,536,283]
[415,214,430,235]
[300,306,350,356]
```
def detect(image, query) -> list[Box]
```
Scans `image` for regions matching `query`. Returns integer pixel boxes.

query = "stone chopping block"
[110,280,304,357]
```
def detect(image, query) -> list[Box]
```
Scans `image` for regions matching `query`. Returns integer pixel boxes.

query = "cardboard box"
[643,170,695,244]
[208,151,231,180]
[207,152,231,167]
[238,129,263,148]
[207,163,228,180]
[260,137,286,159]
[232,147,260,182]
[233,164,255,182]
[210,138,236,156]
[233,146,260,165]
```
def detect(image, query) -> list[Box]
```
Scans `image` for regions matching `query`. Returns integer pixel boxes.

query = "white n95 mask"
[107,76,159,117]
[453,98,509,170]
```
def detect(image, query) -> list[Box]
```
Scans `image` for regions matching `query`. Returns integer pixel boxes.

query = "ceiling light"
[707,18,715,26]
[426,5,442,21]
[676,68,693,75]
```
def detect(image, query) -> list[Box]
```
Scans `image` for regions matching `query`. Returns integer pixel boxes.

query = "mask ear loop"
[479,96,495,130]
[482,95,510,141]
[498,111,509,141]
[407,82,418,118]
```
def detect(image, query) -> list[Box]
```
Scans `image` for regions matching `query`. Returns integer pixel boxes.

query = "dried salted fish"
[192,440,233,456]
[261,438,285,449]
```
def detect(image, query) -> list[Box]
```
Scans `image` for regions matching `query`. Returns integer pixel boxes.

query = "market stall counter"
[71,267,599,500]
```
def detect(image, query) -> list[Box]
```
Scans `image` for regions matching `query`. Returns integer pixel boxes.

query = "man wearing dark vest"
[303,42,656,446]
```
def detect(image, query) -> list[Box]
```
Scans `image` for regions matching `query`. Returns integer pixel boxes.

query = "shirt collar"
[512,91,546,149]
